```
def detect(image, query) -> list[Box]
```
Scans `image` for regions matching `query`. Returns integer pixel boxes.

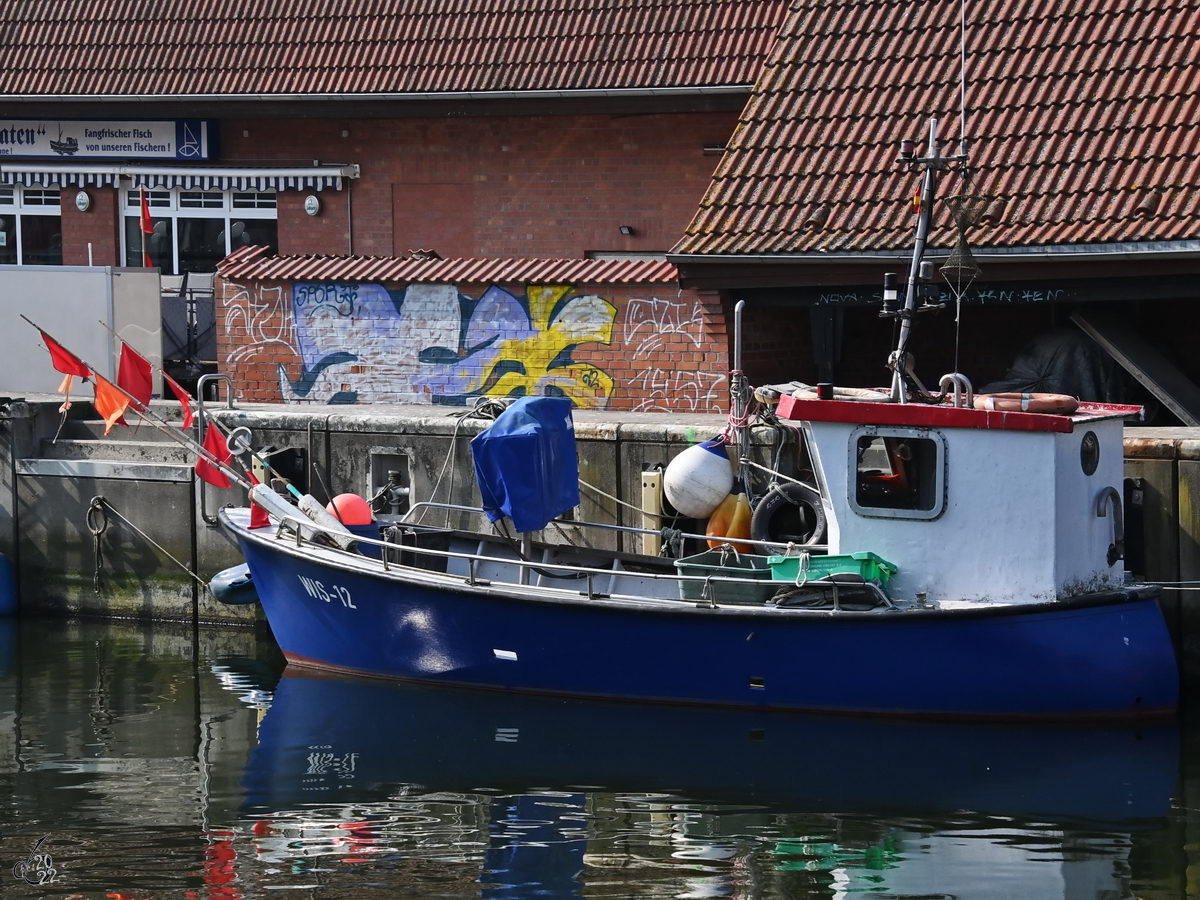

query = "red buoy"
[326,493,373,525]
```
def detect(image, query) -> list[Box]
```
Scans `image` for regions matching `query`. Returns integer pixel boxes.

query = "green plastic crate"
[674,549,777,605]
[767,551,897,586]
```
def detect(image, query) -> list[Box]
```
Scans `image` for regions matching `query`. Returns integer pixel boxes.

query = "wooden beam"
[1071,310,1200,426]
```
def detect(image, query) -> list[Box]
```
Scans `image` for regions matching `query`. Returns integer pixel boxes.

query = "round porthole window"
[1080,431,1100,476]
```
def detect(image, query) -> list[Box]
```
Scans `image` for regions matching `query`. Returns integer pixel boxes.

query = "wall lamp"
[619,225,636,236]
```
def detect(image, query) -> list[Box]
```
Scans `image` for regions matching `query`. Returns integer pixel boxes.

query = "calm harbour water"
[0,617,1194,899]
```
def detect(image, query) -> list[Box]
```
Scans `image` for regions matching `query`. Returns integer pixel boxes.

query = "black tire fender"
[750,482,826,548]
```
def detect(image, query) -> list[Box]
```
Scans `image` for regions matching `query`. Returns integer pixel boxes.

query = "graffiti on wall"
[624,297,704,358]
[223,282,293,364]
[623,296,726,410]
[225,281,725,410]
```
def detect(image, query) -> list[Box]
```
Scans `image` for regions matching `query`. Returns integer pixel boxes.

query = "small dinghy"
[209,563,259,606]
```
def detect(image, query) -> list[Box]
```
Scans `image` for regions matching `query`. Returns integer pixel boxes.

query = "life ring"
[972,393,1079,415]
[750,482,826,548]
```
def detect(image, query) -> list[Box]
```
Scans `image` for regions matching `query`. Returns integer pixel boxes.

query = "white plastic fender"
[664,439,734,518]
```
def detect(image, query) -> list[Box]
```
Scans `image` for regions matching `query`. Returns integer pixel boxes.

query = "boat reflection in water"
[238,667,1179,898]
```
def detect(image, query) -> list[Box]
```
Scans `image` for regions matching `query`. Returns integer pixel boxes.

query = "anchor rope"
[87,495,209,593]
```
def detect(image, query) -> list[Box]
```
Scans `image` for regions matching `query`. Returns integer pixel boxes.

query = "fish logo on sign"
[177,121,203,158]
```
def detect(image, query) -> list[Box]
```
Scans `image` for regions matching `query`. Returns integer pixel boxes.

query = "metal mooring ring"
[86,496,109,537]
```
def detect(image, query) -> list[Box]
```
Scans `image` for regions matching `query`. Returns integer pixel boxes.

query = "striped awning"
[0,163,359,191]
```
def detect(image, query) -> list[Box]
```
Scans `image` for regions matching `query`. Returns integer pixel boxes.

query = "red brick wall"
[226,111,737,259]
[217,275,732,412]
[60,186,121,266]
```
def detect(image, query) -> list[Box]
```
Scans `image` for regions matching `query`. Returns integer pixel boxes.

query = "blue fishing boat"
[217,120,1178,718]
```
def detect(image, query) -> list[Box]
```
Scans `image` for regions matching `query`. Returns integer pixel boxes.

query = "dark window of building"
[122,188,277,274]
[0,214,16,265]
[232,192,277,209]
[20,216,63,265]
[177,217,227,272]
[125,216,174,273]
[179,191,224,209]
[0,188,62,265]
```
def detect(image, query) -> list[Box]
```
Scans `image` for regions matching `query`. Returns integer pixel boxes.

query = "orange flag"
[196,423,232,488]
[92,375,130,435]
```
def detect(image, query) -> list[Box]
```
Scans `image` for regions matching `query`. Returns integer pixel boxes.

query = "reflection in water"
[0,617,1187,899]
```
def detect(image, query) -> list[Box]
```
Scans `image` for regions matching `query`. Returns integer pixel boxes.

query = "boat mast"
[887,118,965,403]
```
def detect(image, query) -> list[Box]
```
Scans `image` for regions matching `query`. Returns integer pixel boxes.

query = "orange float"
[972,393,1079,415]
[706,490,753,553]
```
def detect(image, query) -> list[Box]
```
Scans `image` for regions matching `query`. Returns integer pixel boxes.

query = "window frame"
[0,187,63,266]
[847,424,947,521]
[121,186,278,274]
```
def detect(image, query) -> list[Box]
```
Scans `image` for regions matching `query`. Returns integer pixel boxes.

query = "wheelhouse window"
[123,188,278,275]
[849,426,946,520]
[0,187,63,266]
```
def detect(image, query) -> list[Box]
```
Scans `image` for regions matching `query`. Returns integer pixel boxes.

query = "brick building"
[669,0,1200,423]
[0,0,786,411]
[7,0,1200,417]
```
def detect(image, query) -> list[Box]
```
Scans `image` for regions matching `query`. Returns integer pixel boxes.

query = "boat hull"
[225,512,1179,718]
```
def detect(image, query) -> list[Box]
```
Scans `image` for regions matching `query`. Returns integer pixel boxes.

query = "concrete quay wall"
[0,397,760,624]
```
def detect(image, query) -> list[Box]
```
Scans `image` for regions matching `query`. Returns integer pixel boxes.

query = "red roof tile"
[1,1,786,97]
[216,245,677,285]
[673,0,1200,256]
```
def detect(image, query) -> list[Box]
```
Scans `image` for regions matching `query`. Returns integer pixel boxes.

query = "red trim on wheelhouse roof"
[777,396,1142,433]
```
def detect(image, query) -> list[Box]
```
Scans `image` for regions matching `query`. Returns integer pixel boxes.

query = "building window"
[0,187,63,266]
[849,426,946,520]
[123,187,278,275]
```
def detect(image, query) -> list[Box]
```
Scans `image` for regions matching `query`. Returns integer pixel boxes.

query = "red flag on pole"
[41,331,91,377]
[162,372,194,429]
[248,472,271,529]
[92,375,130,435]
[140,187,154,267]
[116,343,154,409]
[196,423,232,488]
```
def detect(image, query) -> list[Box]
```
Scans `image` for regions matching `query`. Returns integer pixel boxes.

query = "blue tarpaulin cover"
[470,397,580,533]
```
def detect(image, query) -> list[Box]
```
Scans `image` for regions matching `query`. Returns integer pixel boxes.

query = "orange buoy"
[973,393,1079,415]
[706,490,753,554]
[326,493,374,525]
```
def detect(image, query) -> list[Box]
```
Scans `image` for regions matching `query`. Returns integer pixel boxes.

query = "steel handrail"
[260,509,799,594]
[400,500,828,554]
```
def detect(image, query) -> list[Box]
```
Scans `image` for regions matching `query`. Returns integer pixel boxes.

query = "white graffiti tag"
[623,298,704,359]
[630,369,727,413]
[223,281,295,364]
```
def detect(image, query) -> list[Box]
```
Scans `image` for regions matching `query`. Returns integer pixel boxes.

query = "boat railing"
[262,505,830,607]
[401,500,828,555]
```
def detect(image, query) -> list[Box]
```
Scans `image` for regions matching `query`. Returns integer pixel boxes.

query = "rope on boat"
[86,496,209,594]
[418,397,511,528]
[576,479,685,557]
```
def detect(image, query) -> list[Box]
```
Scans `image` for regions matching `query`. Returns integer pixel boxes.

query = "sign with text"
[0,119,213,160]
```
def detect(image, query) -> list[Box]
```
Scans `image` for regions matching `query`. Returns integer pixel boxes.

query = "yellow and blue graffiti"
[280,281,616,407]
